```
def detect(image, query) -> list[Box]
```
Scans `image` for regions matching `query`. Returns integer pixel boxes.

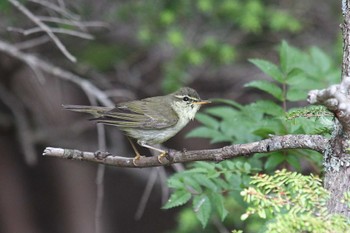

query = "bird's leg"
[137,141,167,163]
[127,137,144,166]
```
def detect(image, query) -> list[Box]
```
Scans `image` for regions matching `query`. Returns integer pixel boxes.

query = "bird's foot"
[157,151,167,164]
[133,154,145,166]
[158,149,175,163]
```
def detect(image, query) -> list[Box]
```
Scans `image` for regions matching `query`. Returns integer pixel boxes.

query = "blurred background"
[0,0,341,232]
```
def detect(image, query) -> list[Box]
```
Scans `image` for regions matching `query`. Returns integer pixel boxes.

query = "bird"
[63,87,210,164]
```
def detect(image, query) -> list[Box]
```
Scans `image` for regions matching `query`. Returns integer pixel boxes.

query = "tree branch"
[306,1,350,218]
[0,39,114,107]
[42,134,327,168]
[308,76,350,132]
[9,0,78,62]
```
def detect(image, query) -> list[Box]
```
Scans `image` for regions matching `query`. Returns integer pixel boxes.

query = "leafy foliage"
[165,41,340,232]
[163,160,260,228]
[115,1,302,92]
[241,170,350,233]
[188,41,339,170]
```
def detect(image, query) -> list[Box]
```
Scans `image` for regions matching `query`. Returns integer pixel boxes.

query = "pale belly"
[122,117,190,145]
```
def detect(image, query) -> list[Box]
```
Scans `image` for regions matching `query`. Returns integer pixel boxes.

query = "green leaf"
[167,29,184,47]
[265,153,285,170]
[205,106,239,120]
[163,190,191,209]
[241,213,250,221]
[193,174,218,191]
[257,208,267,219]
[249,58,284,82]
[286,155,301,171]
[210,134,234,143]
[184,176,203,194]
[187,49,205,65]
[279,41,306,74]
[210,192,229,221]
[167,177,184,189]
[310,46,331,72]
[243,162,251,172]
[245,80,283,101]
[286,68,304,81]
[209,98,243,109]
[250,100,285,116]
[286,88,307,101]
[193,194,212,228]
[194,161,216,170]
[219,44,236,64]
[253,128,276,138]
[229,173,242,189]
[195,113,219,129]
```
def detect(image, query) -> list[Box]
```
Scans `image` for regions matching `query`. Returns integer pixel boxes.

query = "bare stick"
[0,39,113,107]
[28,0,80,20]
[9,0,77,62]
[37,16,109,29]
[8,27,94,40]
[134,168,158,220]
[157,167,169,204]
[14,35,50,50]
[91,94,107,233]
[0,85,37,165]
[42,134,327,168]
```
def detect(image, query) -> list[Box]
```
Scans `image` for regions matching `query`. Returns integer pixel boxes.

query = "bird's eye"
[183,96,190,102]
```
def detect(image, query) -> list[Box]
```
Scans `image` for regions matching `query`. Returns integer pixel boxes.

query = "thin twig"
[157,167,169,204]
[91,95,107,233]
[9,0,77,62]
[26,60,46,84]
[28,0,80,20]
[0,84,37,165]
[0,39,114,107]
[95,164,105,233]
[134,168,158,220]
[37,16,109,28]
[14,35,50,50]
[8,26,94,40]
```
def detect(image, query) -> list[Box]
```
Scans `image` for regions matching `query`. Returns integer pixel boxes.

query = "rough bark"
[307,0,350,217]
[42,134,327,168]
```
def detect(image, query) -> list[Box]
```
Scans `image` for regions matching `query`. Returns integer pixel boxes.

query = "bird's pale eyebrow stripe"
[175,95,199,101]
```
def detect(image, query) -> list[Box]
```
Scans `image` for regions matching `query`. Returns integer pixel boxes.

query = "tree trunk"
[323,0,350,217]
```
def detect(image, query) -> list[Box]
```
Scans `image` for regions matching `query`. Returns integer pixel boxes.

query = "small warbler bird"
[64,87,210,164]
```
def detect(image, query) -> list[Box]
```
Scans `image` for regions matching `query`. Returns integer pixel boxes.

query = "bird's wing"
[93,97,178,129]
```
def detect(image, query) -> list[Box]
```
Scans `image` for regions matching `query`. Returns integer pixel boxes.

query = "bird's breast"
[124,115,190,145]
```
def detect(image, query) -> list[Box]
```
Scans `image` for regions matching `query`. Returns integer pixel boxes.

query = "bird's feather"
[93,96,178,129]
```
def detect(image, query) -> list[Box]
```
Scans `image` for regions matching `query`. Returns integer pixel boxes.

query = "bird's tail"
[63,105,113,117]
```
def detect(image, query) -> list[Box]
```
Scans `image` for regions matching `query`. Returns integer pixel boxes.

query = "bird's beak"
[194,100,211,105]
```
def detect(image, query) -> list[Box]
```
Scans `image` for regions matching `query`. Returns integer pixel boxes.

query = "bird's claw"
[133,154,145,166]
[157,152,167,164]
[158,150,174,163]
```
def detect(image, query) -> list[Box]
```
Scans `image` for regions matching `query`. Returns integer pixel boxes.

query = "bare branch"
[14,35,50,50]
[37,16,109,29]
[134,168,158,220]
[8,26,94,40]
[0,39,114,107]
[42,134,327,168]
[0,84,37,165]
[28,0,80,20]
[9,0,77,62]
